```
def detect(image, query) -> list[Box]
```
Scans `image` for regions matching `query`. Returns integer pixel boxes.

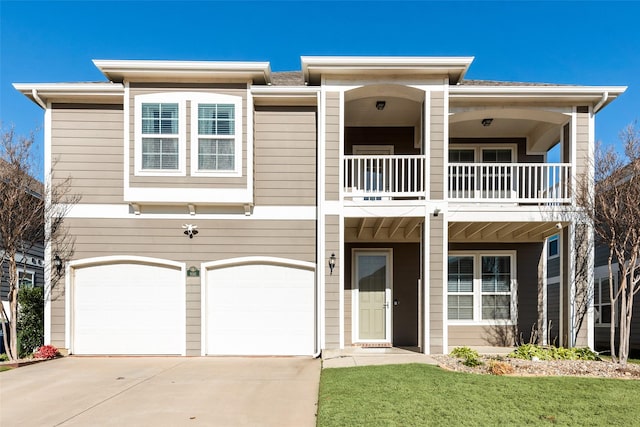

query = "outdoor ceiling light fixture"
[182,224,199,239]
[329,253,336,275]
[481,118,493,127]
[54,254,63,274]
[376,100,386,110]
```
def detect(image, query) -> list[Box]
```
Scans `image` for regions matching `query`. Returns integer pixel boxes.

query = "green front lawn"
[318,364,640,426]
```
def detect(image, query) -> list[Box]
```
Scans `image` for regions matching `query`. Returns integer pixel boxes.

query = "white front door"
[355,250,392,342]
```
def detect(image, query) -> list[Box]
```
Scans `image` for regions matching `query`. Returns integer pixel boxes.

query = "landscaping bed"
[432,354,640,379]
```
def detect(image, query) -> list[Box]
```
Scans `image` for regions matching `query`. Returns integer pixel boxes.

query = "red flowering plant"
[34,345,60,360]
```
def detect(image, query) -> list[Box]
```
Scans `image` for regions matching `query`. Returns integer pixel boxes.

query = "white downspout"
[593,91,609,113]
[32,89,47,109]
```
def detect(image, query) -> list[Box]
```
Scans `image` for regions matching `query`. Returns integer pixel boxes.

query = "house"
[13,56,626,356]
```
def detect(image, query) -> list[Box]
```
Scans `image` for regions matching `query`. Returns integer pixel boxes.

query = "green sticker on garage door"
[187,266,200,277]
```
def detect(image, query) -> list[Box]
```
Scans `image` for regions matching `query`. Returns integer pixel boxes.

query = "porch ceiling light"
[329,253,336,275]
[481,118,493,127]
[376,100,386,110]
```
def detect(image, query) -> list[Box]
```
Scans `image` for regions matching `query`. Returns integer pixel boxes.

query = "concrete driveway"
[0,356,320,427]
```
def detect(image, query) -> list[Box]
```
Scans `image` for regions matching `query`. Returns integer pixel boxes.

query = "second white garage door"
[73,261,184,355]
[205,261,315,356]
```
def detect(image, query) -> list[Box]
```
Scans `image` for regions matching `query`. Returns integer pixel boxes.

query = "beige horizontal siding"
[325,93,340,201]
[51,105,124,204]
[430,216,444,353]
[430,91,445,200]
[325,215,340,348]
[128,84,248,189]
[575,109,591,180]
[448,325,517,347]
[254,107,317,206]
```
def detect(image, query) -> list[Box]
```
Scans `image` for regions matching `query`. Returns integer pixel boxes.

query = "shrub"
[0,353,8,362]
[451,346,483,367]
[487,360,514,376]
[17,286,44,358]
[509,344,600,361]
[34,345,59,359]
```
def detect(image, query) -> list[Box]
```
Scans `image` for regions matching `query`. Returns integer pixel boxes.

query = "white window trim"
[190,93,243,177]
[548,234,560,260]
[134,93,187,176]
[447,250,518,326]
[448,144,518,163]
[18,268,36,287]
[594,264,618,327]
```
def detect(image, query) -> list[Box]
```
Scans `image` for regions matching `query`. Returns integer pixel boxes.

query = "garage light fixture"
[329,253,336,275]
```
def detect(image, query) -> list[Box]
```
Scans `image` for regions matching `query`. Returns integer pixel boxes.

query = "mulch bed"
[431,354,640,379]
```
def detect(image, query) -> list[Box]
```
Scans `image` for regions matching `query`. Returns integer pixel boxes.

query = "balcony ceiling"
[448,221,562,243]
[345,96,421,127]
[449,108,568,154]
[345,217,423,242]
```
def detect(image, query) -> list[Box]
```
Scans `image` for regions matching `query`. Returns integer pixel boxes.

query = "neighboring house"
[13,56,626,356]
[592,231,640,355]
[0,169,45,354]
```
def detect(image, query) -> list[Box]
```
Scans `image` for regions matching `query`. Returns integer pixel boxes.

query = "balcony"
[344,155,426,200]
[448,163,571,203]
[343,155,572,204]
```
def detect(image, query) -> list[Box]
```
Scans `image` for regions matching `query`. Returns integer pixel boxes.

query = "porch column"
[538,238,548,345]
[428,215,446,354]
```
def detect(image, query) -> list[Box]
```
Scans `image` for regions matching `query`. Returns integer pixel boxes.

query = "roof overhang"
[93,59,272,84]
[450,85,627,112]
[301,56,474,85]
[13,83,125,107]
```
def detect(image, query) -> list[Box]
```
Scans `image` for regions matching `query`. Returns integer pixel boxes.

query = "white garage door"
[206,263,314,356]
[73,262,184,355]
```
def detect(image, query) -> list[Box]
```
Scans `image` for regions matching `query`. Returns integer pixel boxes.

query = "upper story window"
[194,103,237,173]
[141,103,180,170]
[134,92,242,177]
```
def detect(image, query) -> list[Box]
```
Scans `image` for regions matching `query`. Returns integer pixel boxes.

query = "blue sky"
[1,1,639,180]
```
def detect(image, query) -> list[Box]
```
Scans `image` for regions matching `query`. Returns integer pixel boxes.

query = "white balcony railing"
[343,157,571,203]
[448,163,572,203]
[343,155,426,199]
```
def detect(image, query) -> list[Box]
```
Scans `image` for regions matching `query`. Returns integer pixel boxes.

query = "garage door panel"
[73,263,183,355]
[206,263,314,356]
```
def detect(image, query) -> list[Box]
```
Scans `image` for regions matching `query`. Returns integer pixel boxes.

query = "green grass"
[0,366,13,372]
[318,364,640,426]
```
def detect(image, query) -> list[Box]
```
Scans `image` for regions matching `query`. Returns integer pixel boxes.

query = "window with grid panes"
[141,103,180,170]
[196,104,235,171]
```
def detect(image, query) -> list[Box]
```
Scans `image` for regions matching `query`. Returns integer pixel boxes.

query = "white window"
[135,94,187,176]
[594,275,616,326]
[548,235,559,259]
[18,270,35,288]
[448,252,516,324]
[191,94,242,176]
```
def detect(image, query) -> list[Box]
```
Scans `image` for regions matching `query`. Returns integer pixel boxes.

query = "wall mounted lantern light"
[54,254,63,274]
[329,253,336,275]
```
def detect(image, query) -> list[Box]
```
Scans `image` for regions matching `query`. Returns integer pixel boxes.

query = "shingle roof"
[458,79,577,87]
[270,71,305,86]
[268,73,576,87]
